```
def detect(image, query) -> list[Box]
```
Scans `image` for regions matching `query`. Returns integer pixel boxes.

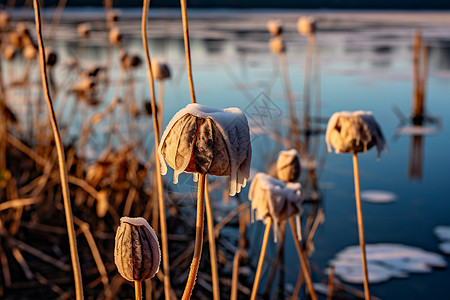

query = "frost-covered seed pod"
[325,110,386,158]
[151,60,171,80]
[297,16,316,36]
[277,149,301,182]
[109,27,122,46]
[269,36,286,54]
[267,19,283,36]
[249,172,303,242]
[78,23,91,38]
[159,104,252,196]
[114,217,160,282]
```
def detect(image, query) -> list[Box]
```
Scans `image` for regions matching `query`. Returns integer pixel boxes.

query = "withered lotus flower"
[325,110,386,158]
[159,104,252,196]
[249,172,303,242]
[114,217,160,282]
[276,149,301,182]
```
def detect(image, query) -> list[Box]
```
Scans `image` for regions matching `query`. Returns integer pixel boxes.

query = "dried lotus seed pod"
[297,16,316,36]
[151,60,171,80]
[325,110,386,158]
[276,149,301,182]
[269,36,286,54]
[114,217,160,282]
[109,27,122,46]
[159,104,252,196]
[267,19,283,36]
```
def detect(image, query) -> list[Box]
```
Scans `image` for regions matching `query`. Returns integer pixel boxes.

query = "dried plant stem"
[32,1,84,299]
[204,181,220,300]
[142,1,172,299]
[327,265,335,300]
[352,153,370,300]
[230,249,242,300]
[182,173,206,300]
[250,217,273,300]
[0,57,7,171]
[135,281,142,300]
[180,0,196,104]
[288,217,317,300]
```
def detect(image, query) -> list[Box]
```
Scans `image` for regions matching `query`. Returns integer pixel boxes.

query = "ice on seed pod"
[159,104,252,196]
[269,36,286,54]
[276,149,301,182]
[249,173,303,242]
[151,60,171,81]
[325,110,387,158]
[297,16,316,36]
[114,217,160,282]
[267,19,283,36]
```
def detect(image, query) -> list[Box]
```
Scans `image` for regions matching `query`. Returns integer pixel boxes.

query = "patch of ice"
[360,190,397,204]
[439,242,450,255]
[435,226,450,241]
[396,126,437,136]
[330,243,447,284]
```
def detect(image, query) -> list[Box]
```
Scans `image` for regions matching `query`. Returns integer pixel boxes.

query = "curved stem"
[250,217,272,300]
[288,217,317,300]
[32,1,83,299]
[204,180,220,300]
[134,281,142,300]
[352,153,370,300]
[230,249,241,300]
[182,174,206,300]
[141,2,171,300]
[180,0,196,104]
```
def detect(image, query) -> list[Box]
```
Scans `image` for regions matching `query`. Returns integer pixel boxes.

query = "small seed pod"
[23,44,37,61]
[0,11,11,27]
[78,23,91,38]
[325,110,387,158]
[297,16,316,36]
[269,36,286,54]
[8,31,22,48]
[107,10,120,24]
[151,60,171,80]
[267,19,283,36]
[114,217,161,282]
[276,149,301,182]
[159,103,252,196]
[109,27,122,46]
[46,49,58,67]
[249,172,303,242]
[4,45,16,60]
[120,51,142,69]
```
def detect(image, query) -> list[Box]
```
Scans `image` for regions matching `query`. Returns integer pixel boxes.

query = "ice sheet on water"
[360,190,397,203]
[396,126,437,136]
[434,226,450,255]
[329,243,447,284]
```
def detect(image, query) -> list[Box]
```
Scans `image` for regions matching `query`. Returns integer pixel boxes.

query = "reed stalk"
[182,173,206,300]
[141,1,172,299]
[180,0,196,104]
[32,1,83,299]
[204,181,220,300]
[288,217,317,300]
[250,217,272,300]
[327,265,335,300]
[352,152,370,300]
